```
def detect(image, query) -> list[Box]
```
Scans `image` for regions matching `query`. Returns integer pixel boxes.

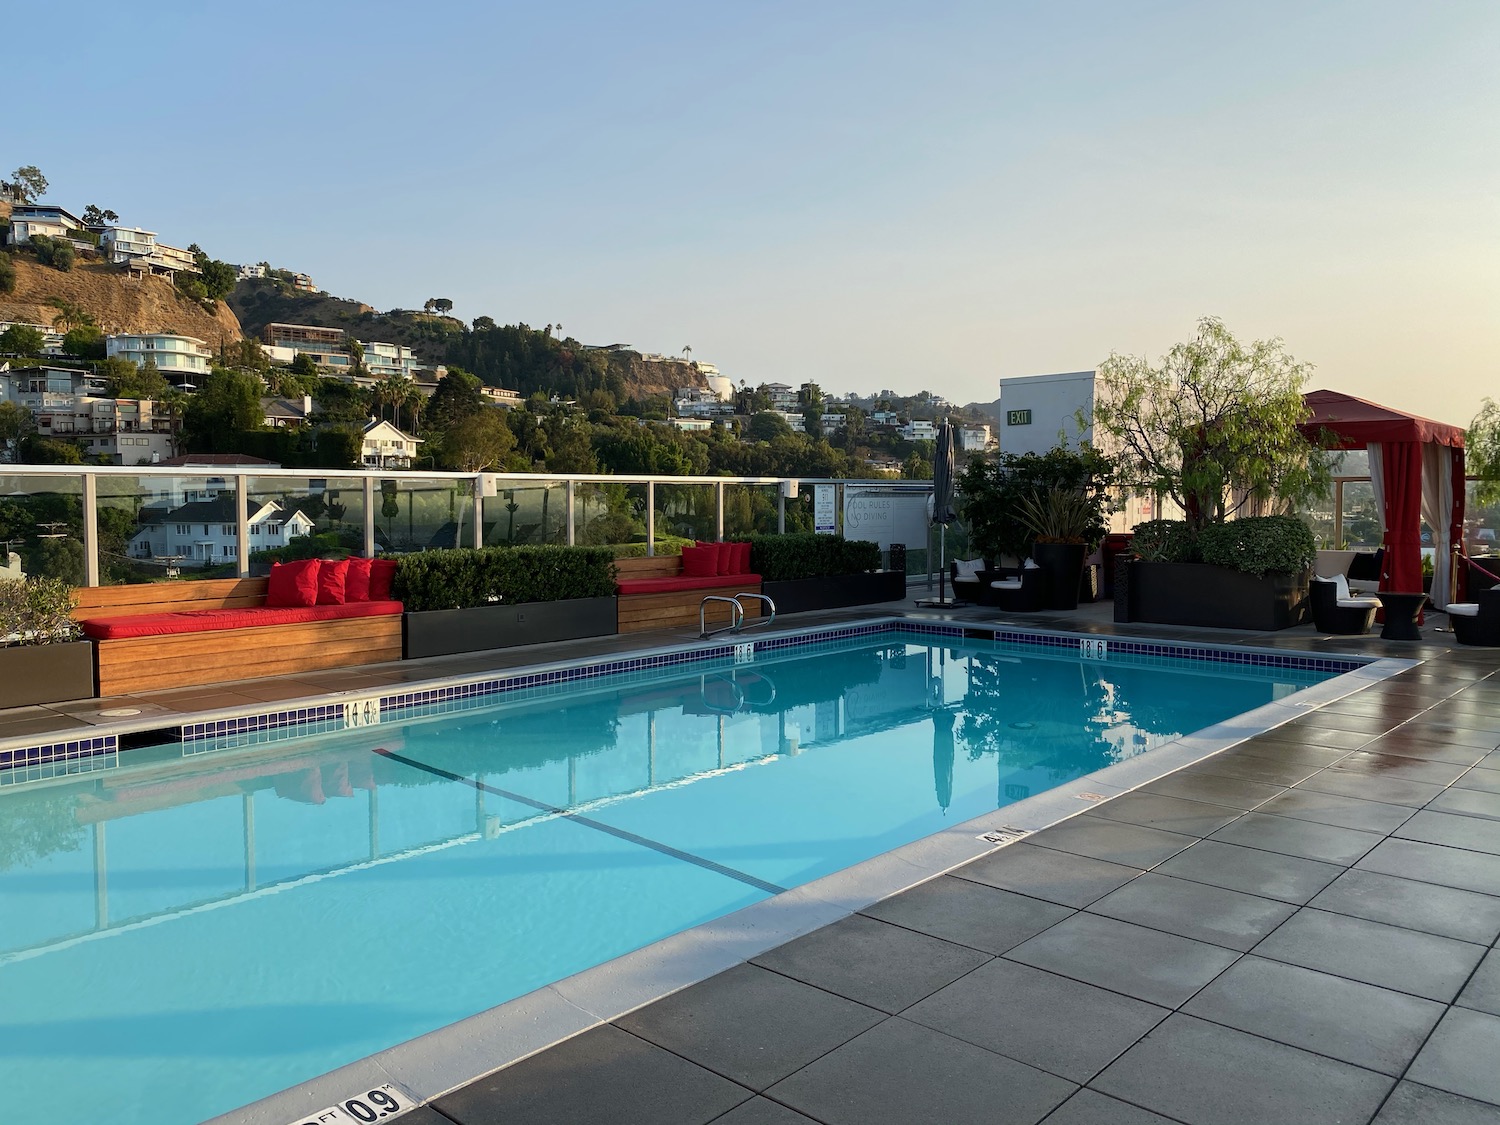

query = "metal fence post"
[646,480,655,557]
[363,476,376,558]
[471,476,484,550]
[715,481,724,542]
[81,472,99,586]
[235,475,250,578]
[566,480,576,546]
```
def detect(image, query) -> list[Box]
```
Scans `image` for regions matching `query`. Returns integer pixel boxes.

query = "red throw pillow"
[717,541,738,576]
[696,540,733,576]
[681,544,720,578]
[368,558,398,601]
[344,557,374,602]
[732,541,752,574]
[317,559,350,605]
[267,559,321,607]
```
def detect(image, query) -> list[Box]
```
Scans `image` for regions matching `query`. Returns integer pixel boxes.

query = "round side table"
[1376,591,1426,641]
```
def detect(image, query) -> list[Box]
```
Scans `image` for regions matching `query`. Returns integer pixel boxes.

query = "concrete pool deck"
[6,598,1500,1125]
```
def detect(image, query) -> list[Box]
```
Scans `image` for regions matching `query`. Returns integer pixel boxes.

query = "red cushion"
[344,557,373,602]
[615,574,760,595]
[682,544,721,578]
[267,559,321,607]
[730,542,751,574]
[79,600,404,639]
[317,559,350,605]
[368,558,397,600]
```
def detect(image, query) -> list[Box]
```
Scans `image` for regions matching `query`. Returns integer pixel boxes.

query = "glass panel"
[575,482,647,550]
[246,475,368,569]
[375,477,474,555]
[653,483,715,551]
[1338,481,1382,549]
[95,473,174,584]
[722,484,780,538]
[1299,479,1337,548]
[485,482,567,547]
[0,472,86,585]
[1329,449,1369,477]
[1466,478,1500,557]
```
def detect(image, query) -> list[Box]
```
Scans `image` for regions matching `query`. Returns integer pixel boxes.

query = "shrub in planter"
[393,545,618,612]
[0,577,94,707]
[745,534,882,581]
[0,576,82,646]
[1197,515,1315,577]
[1130,519,1200,563]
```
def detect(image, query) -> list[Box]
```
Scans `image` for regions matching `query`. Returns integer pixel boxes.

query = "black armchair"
[1309,575,1379,635]
[982,565,1048,612]
[949,559,989,603]
[1447,587,1500,646]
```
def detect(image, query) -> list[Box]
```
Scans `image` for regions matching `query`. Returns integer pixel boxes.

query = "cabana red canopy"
[1300,390,1467,609]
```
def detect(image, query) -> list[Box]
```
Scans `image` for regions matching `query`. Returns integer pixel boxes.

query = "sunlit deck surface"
[7,597,1500,1125]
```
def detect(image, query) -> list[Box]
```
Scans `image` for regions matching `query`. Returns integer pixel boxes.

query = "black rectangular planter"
[762,570,907,614]
[0,641,96,708]
[404,597,617,659]
[1116,560,1310,631]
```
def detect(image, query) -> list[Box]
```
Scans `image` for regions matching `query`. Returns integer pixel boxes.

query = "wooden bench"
[614,555,763,634]
[74,578,404,696]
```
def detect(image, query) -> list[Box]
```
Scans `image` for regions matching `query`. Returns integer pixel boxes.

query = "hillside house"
[0,321,65,354]
[361,419,421,468]
[105,334,212,381]
[99,227,199,278]
[128,496,314,564]
[6,205,86,246]
[262,395,314,428]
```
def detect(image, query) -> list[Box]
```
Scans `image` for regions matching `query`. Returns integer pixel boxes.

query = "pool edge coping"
[197,628,1420,1125]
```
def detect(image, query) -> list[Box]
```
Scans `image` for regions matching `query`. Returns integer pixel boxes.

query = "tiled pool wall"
[0,620,1371,781]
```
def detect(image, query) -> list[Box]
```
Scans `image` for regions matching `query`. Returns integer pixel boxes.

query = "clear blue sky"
[9,0,1497,423]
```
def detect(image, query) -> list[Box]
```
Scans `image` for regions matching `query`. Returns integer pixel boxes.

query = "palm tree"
[682,345,693,362]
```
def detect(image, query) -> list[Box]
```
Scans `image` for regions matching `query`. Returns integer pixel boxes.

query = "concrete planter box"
[0,641,96,707]
[762,571,907,614]
[404,597,617,659]
[1115,560,1310,631]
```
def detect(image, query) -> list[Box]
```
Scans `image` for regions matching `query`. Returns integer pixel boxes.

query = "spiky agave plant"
[1013,487,1096,545]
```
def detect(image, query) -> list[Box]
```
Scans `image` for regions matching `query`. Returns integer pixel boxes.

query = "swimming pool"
[0,626,1357,1125]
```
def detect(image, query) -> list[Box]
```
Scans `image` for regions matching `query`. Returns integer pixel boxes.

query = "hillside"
[228,280,461,365]
[0,255,242,345]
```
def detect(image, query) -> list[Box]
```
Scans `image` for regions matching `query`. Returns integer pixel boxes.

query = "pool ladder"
[699,592,777,640]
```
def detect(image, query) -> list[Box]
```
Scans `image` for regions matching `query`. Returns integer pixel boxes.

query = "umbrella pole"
[939,524,947,602]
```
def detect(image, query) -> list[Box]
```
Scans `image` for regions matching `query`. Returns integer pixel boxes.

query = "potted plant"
[958,444,1116,571]
[1015,487,1099,611]
[0,577,95,707]
[748,534,901,612]
[1116,515,1316,630]
[395,545,619,658]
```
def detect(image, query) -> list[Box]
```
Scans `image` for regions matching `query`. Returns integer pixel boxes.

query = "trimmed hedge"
[1131,519,1200,563]
[746,534,882,581]
[1197,515,1316,577]
[392,545,617,612]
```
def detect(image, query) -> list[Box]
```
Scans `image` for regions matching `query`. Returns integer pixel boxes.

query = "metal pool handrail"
[733,593,777,633]
[699,595,744,639]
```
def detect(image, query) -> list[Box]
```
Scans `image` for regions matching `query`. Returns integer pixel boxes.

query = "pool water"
[0,632,1331,1125]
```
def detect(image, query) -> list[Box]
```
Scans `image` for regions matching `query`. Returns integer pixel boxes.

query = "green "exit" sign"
[1006,409,1032,426]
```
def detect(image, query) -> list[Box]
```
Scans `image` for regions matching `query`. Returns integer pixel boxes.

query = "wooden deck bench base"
[613,555,763,634]
[75,578,404,695]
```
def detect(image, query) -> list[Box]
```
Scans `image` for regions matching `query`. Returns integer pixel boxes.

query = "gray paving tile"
[1004,911,1238,1008]
[1360,733,1492,765]
[1403,723,1500,749]
[433,1024,750,1125]
[1087,792,1243,837]
[1422,708,1500,736]
[765,1017,1075,1125]
[1027,814,1198,868]
[1154,839,1342,904]
[750,914,989,1014]
[1358,837,1500,896]
[1309,868,1500,945]
[1092,1014,1393,1125]
[1136,771,1285,811]
[861,875,1072,955]
[707,1098,819,1125]
[1040,1089,1180,1125]
[904,958,1168,1084]
[952,841,1142,908]
[1296,769,1448,808]
[1407,1008,1500,1107]
[1456,948,1500,1018]
[1182,955,1444,1075]
[1291,711,1399,735]
[1452,768,1500,797]
[1430,785,1500,820]
[614,963,883,1091]
[1395,809,1500,855]
[1335,751,1474,786]
[1252,787,1416,833]
[1247,728,1374,753]
[1186,751,1330,787]
[1372,1081,1500,1125]
[1210,811,1385,865]
[1086,872,1296,951]
[397,1110,463,1125]
[1252,908,1486,1002]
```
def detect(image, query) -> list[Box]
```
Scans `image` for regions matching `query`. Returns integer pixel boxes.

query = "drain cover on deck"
[97,707,142,718]
[978,827,1029,846]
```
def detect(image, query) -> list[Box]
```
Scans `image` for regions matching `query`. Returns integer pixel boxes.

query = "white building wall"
[995,370,1097,455]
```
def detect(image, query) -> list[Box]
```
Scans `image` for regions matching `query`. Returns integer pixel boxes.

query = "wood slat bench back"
[614,555,685,580]
[73,578,271,621]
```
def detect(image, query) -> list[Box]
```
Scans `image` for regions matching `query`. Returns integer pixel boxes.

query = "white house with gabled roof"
[361,419,422,468]
[128,496,315,564]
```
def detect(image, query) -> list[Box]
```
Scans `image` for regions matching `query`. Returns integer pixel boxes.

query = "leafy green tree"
[290,352,319,378]
[433,298,453,315]
[800,382,825,439]
[0,400,32,460]
[184,247,236,301]
[1092,316,1329,534]
[314,378,374,426]
[62,324,105,360]
[223,338,271,372]
[0,251,14,294]
[0,324,45,356]
[182,369,265,451]
[1468,398,1500,506]
[80,205,119,227]
[472,315,495,331]
[105,357,169,400]
[20,434,83,464]
[30,235,73,271]
[902,452,933,479]
[443,411,516,472]
[424,368,485,433]
[958,445,1117,562]
[7,165,47,204]
[746,411,794,442]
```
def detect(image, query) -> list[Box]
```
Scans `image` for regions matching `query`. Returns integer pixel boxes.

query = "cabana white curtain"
[1367,443,1386,552]
[1422,444,1455,610]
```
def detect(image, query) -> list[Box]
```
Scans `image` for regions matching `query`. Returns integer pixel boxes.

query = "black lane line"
[373,748,787,895]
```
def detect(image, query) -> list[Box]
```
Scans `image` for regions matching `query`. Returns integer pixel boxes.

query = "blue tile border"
[0,619,1372,780]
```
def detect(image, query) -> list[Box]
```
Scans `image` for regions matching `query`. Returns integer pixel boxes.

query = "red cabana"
[1300,389,1467,613]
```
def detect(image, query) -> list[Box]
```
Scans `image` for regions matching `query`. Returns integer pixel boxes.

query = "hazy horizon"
[8,0,1496,425]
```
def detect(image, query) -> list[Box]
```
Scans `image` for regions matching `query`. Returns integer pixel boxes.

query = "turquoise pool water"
[0,632,1332,1125]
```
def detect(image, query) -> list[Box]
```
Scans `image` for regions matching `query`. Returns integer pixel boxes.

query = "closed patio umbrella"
[920,420,962,606]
